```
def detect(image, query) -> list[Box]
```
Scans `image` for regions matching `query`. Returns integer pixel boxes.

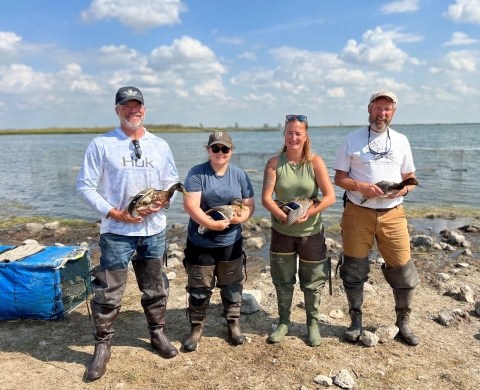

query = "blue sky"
[1,0,479,129]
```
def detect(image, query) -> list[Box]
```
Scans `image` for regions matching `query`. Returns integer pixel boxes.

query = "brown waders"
[339,254,370,342]
[183,263,216,351]
[216,256,246,345]
[131,257,179,358]
[382,259,420,346]
[86,267,128,380]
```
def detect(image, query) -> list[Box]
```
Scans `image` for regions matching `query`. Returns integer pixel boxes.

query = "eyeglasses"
[367,127,391,160]
[286,114,307,122]
[132,139,142,159]
[210,145,231,154]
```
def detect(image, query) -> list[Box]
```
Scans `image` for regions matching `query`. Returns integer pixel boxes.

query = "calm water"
[1,124,479,225]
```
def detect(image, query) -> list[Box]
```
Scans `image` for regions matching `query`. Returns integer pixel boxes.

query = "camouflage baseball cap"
[369,90,397,104]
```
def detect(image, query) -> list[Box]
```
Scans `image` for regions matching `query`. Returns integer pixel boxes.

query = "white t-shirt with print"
[333,126,415,209]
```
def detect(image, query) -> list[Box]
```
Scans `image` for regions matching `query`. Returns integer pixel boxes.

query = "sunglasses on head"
[286,114,307,122]
[210,145,231,154]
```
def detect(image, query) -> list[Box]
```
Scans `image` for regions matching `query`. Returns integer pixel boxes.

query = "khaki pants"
[341,201,410,268]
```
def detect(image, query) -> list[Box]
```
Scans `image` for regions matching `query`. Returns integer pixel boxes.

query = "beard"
[120,114,144,130]
[368,113,391,133]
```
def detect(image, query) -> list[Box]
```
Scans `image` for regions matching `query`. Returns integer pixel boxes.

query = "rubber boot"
[382,260,420,346]
[217,257,245,346]
[184,263,215,351]
[131,257,178,358]
[268,252,297,343]
[339,254,370,342]
[86,267,128,380]
[299,258,329,347]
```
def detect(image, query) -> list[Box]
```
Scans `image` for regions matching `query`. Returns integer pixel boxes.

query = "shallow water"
[1,124,479,224]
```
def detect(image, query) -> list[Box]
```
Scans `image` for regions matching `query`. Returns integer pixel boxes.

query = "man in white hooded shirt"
[77,86,180,380]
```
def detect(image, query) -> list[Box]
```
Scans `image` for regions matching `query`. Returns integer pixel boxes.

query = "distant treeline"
[0,122,478,135]
[0,124,280,135]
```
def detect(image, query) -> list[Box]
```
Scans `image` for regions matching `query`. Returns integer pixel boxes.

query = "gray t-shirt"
[184,161,254,247]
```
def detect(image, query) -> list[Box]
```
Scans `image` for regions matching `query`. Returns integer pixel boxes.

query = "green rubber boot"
[268,252,297,344]
[299,258,329,347]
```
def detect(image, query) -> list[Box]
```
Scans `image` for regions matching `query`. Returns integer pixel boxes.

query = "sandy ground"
[0,217,480,390]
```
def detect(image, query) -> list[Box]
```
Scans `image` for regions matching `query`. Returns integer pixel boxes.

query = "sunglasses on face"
[210,145,231,154]
[286,114,307,122]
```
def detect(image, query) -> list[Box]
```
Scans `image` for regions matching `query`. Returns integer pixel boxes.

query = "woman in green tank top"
[262,115,336,346]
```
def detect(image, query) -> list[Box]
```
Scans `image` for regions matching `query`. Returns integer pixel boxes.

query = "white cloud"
[384,28,424,43]
[0,31,21,52]
[340,27,417,71]
[326,87,346,98]
[443,50,479,71]
[81,0,187,33]
[443,31,479,46]
[216,37,244,44]
[451,78,479,95]
[0,64,54,93]
[192,77,227,98]
[238,51,257,61]
[444,0,480,24]
[148,36,226,78]
[381,0,420,14]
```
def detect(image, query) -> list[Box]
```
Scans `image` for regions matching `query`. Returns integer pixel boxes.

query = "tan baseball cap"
[369,90,397,104]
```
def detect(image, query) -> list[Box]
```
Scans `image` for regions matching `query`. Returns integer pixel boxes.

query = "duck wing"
[198,205,234,235]
[360,177,419,204]
[128,183,190,217]
[284,199,313,227]
[128,188,157,217]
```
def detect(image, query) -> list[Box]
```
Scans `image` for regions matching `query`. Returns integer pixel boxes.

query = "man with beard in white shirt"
[333,90,420,346]
[77,86,180,380]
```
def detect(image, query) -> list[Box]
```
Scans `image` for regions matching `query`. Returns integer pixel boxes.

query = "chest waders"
[338,254,370,342]
[184,255,246,351]
[86,267,128,380]
[339,254,420,346]
[382,259,420,346]
[269,252,329,346]
[131,257,179,358]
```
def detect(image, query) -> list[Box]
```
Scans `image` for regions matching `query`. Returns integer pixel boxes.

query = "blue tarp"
[0,245,91,320]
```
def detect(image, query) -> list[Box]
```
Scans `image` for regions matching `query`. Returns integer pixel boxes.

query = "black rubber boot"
[131,257,178,358]
[217,257,245,346]
[86,267,128,380]
[382,260,420,346]
[339,254,370,342]
[268,252,297,343]
[184,263,215,352]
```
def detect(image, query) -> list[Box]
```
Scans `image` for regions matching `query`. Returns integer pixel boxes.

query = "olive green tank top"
[271,153,322,237]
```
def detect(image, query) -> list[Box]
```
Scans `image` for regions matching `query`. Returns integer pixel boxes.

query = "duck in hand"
[128,182,189,217]
[274,196,321,227]
[360,177,419,204]
[198,198,247,234]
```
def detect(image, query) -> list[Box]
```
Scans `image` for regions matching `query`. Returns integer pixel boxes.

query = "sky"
[1,0,480,129]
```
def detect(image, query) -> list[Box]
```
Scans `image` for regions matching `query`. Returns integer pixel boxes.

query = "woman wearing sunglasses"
[262,115,336,347]
[182,131,255,351]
